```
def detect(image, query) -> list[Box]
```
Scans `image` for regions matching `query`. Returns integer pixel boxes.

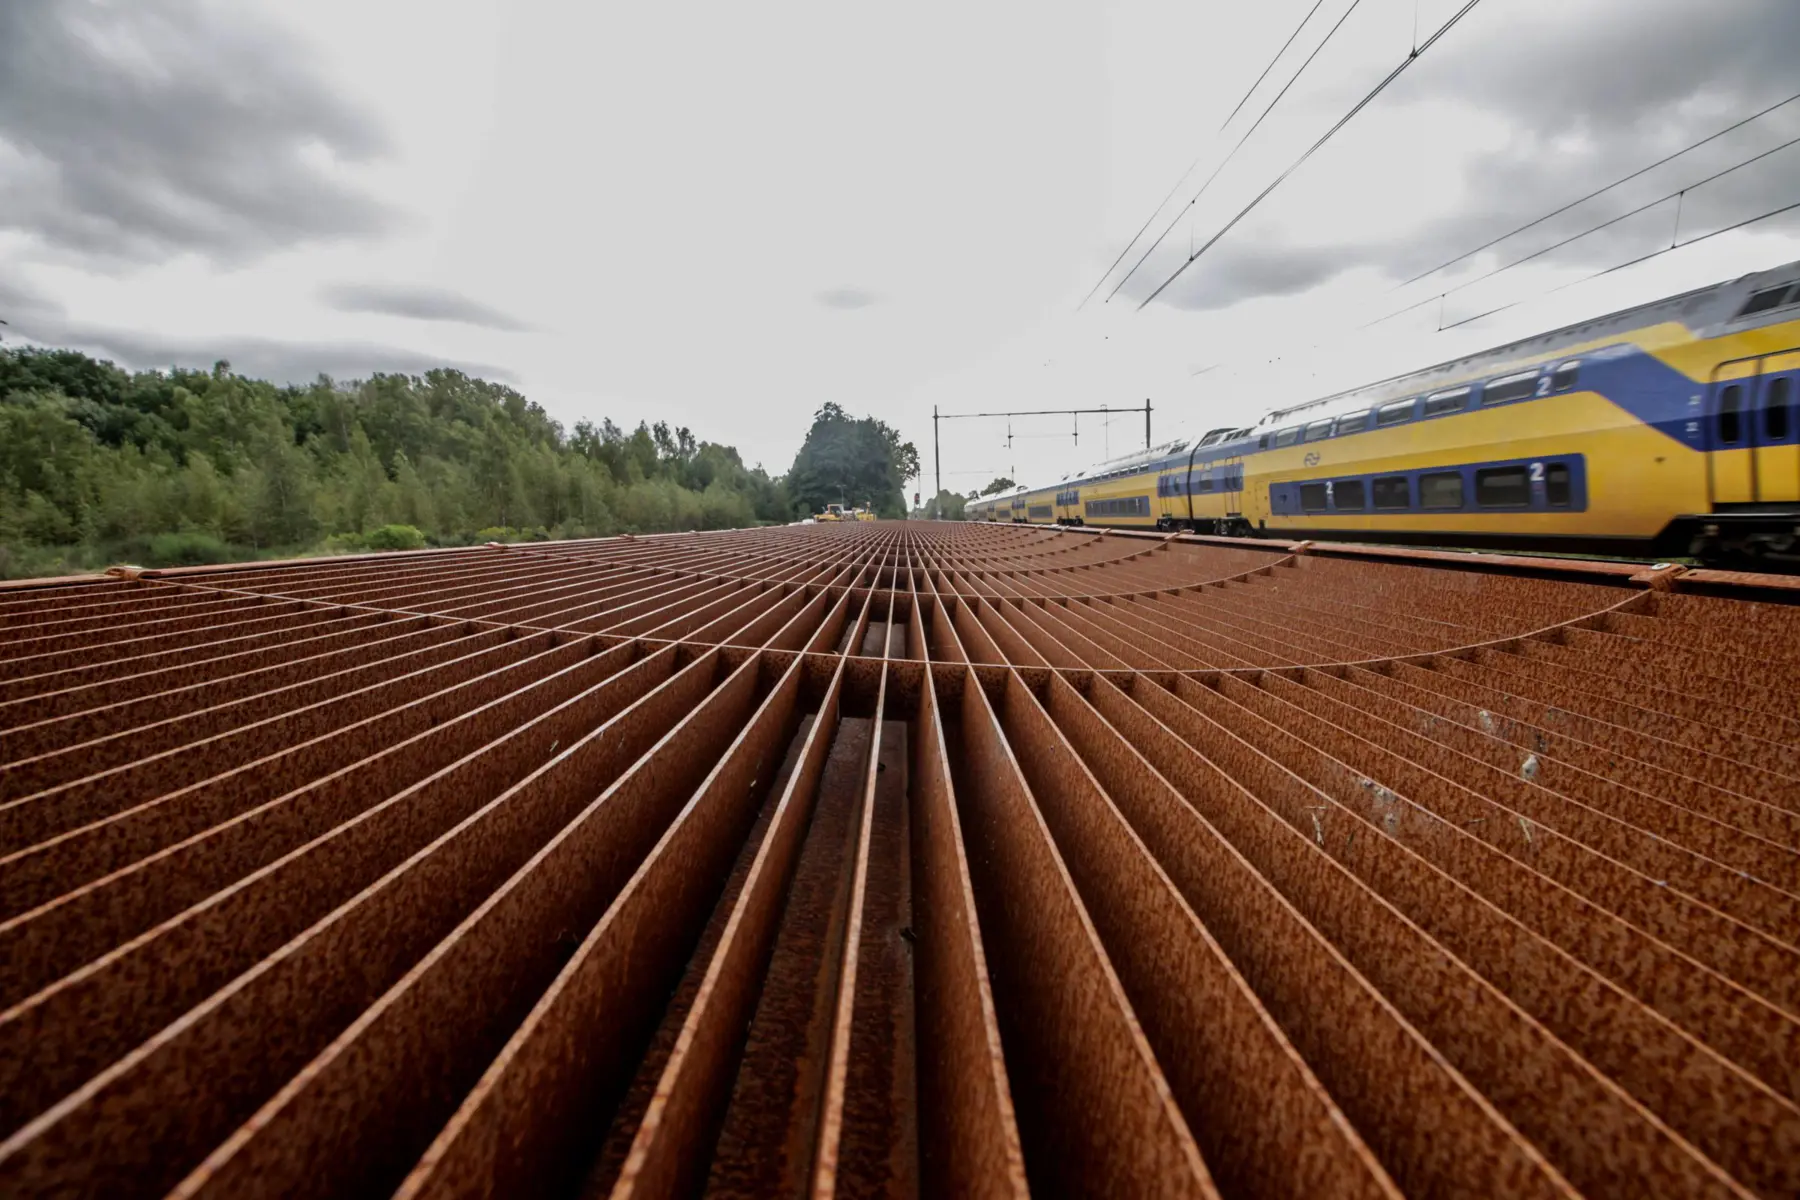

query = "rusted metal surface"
[1,522,1795,1199]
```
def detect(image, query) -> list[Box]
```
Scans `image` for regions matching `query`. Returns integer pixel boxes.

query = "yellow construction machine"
[815,503,875,522]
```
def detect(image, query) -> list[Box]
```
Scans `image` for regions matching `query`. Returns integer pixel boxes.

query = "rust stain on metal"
[0,522,1793,1198]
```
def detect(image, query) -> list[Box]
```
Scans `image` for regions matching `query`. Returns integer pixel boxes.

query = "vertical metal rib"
[0,524,1793,1198]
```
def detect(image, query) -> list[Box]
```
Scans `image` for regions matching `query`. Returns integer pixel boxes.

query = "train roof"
[997,257,1800,503]
[1056,439,1192,485]
[1252,257,1800,433]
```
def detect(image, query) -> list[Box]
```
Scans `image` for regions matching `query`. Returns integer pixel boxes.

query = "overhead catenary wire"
[1217,0,1334,134]
[1185,181,1800,384]
[1439,196,1800,332]
[1394,90,1800,291]
[1185,194,1800,382]
[1106,0,1368,306]
[1182,92,1800,379]
[1077,0,1332,310]
[1137,0,1489,311]
[1361,130,1800,330]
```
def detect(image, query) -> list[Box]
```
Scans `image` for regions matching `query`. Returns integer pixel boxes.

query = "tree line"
[0,346,918,579]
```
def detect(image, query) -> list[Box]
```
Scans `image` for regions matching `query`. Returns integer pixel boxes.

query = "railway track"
[1,522,1796,1198]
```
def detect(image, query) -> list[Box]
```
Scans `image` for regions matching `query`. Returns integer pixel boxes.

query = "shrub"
[364,523,427,551]
[146,531,232,566]
[323,532,367,554]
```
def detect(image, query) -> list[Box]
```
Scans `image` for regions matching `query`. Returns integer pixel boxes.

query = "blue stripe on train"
[1267,454,1589,515]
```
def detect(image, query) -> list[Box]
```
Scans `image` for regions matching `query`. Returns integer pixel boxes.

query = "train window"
[1767,378,1792,440]
[1419,471,1464,508]
[1300,482,1329,512]
[1737,285,1795,318]
[1334,479,1366,509]
[1258,434,1270,449]
[1305,419,1334,442]
[1334,412,1368,436]
[1273,427,1300,448]
[1372,475,1411,509]
[1482,372,1538,406]
[1423,387,1469,416]
[1545,463,1572,507]
[1552,361,1580,391]
[1719,384,1743,444]
[1475,466,1530,508]
[1376,399,1414,427]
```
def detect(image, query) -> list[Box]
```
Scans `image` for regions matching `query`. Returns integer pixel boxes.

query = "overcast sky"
[3,0,1797,493]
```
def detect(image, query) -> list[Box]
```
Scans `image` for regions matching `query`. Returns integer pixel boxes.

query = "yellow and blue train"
[971,259,1800,566]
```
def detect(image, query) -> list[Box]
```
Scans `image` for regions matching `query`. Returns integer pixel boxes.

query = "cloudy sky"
[3,0,1797,494]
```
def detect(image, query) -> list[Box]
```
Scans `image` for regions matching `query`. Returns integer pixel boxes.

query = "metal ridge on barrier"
[0,520,1795,1199]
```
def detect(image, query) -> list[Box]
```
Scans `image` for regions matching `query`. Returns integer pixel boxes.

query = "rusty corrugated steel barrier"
[2,522,1797,1199]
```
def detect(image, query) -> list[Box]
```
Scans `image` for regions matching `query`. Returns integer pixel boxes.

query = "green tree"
[785,403,918,518]
[923,489,967,520]
[0,344,817,577]
[980,476,1015,496]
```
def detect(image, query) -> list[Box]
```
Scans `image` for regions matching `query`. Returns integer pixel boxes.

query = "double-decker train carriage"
[987,259,1800,567]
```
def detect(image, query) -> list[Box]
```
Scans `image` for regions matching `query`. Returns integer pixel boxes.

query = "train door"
[1221,456,1247,530]
[1155,471,1180,526]
[1752,350,1800,503]
[1706,360,1757,505]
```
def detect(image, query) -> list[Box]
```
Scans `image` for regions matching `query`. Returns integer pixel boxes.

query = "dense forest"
[0,347,919,579]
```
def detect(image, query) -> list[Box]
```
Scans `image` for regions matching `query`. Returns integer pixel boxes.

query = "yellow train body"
[981,261,1800,564]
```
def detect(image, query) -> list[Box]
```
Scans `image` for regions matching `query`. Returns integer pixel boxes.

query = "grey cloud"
[816,287,881,310]
[0,271,65,322]
[1151,243,1358,312]
[5,310,515,386]
[0,0,395,265]
[1138,0,1800,311]
[321,283,535,332]
[1439,0,1800,137]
